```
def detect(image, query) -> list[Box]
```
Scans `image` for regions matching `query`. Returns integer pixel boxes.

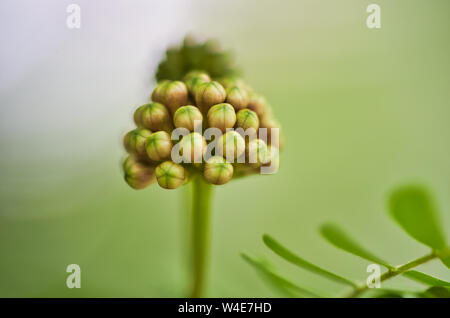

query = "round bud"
[226,86,249,111]
[123,156,156,189]
[207,103,236,132]
[216,131,246,160]
[217,77,252,92]
[133,104,146,127]
[151,80,169,103]
[195,81,226,114]
[262,145,280,174]
[155,161,186,189]
[183,34,198,47]
[179,132,207,163]
[259,115,283,149]
[204,156,233,185]
[236,108,259,131]
[184,70,210,83]
[185,76,209,96]
[140,102,172,132]
[247,93,268,117]
[246,138,270,166]
[161,81,188,114]
[173,106,203,131]
[204,38,221,53]
[123,128,152,157]
[145,131,173,161]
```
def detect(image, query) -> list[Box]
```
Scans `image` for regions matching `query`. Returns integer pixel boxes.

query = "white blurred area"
[0,0,194,166]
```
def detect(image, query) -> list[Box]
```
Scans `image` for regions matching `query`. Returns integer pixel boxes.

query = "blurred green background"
[1,0,449,297]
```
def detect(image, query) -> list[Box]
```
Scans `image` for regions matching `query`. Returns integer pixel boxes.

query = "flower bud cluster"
[123,42,282,190]
[155,35,238,82]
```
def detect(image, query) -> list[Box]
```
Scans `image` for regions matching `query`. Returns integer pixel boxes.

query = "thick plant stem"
[190,175,214,298]
[345,252,437,298]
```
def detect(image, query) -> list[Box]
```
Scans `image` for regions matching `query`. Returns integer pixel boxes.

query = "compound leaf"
[403,270,450,286]
[241,253,322,297]
[320,223,393,269]
[263,234,357,288]
[388,185,446,250]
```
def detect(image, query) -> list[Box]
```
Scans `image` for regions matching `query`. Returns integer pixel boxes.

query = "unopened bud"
[123,128,152,158]
[139,102,172,132]
[207,103,236,133]
[145,131,173,161]
[185,76,209,96]
[247,93,268,117]
[133,104,146,127]
[236,108,259,131]
[184,70,210,86]
[173,105,203,131]
[195,81,226,114]
[261,145,280,174]
[217,77,252,92]
[123,156,156,189]
[155,161,186,189]
[260,115,283,149]
[217,131,246,160]
[179,132,207,163]
[246,138,270,166]
[226,86,249,111]
[204,156,233,185]
[151,80,169,103]
[161,81,188,114]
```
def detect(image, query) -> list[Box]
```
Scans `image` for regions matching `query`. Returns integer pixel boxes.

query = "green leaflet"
[364,288,419,298]
[243,184,450,298]
[421,287,450,298]
[403,270,450,286]
[440,255,450,269]
[320,223,393,269]
[388,185,446,250]
[262,234,357,288]
[241,253,322,298]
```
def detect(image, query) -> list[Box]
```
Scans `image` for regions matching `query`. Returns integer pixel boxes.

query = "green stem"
[190,175,214,298]
[345,252,437,298]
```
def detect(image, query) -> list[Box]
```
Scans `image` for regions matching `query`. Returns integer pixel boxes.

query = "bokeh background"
[1,0,449,297]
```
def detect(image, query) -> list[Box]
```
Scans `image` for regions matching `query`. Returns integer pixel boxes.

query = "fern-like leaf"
[262,234,357,288]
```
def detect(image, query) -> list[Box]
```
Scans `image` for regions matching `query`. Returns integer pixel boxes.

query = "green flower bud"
[226,86,249,111]
[151,80,169,103]
[123,128,152,157]
[204,38,221,53]
[184,70,210,83]
[246,138,270,167]
[183,34,197,47]
[259,115,283,149]
[145,131,173,161]
[204,156,233,185]
[185,76,209,96]
[195,81,226,114]
[236,108,259,131]
[217,131,245,160]
[247,93,268,117]
[133,104,146,127]
[155,161,186,189]
[207,103,236,133]
[179,132,207,163]
[123,156,156,189]
[173,105,203,131]
[217,77,252,92]
[262,145,280,174]
[140,102,173,132]
[161,81,188,114]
